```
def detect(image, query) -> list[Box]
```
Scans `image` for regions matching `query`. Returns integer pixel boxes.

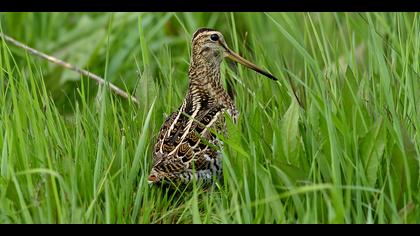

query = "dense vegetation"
[0,12,419,223]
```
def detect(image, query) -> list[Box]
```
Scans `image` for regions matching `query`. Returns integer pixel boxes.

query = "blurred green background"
[0,12,372,113]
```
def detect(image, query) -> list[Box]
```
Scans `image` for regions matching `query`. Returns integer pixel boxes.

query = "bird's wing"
[153,103,225,173]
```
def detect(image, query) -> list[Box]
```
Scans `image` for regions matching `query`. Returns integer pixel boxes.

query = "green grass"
[0,12,419,223]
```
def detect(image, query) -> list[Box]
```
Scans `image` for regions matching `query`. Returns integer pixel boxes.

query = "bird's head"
[190,28,278,81]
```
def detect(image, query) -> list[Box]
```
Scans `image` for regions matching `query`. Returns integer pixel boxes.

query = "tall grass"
[0,12,419,223]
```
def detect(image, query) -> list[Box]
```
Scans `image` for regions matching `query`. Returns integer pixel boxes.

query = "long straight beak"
[222,43,278,81]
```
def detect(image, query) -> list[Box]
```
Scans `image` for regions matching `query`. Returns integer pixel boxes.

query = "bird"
[148,28,278,187]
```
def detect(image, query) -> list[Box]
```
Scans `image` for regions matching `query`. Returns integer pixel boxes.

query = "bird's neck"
[188,56,222,93]
[182,55,231,115]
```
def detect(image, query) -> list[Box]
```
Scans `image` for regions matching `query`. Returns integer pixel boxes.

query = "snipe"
[148,28,278,186]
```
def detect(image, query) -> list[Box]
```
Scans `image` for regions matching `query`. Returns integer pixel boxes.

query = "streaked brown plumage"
[148,28,278,186]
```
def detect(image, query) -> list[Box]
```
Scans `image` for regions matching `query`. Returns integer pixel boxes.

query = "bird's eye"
[210,34,219,41]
